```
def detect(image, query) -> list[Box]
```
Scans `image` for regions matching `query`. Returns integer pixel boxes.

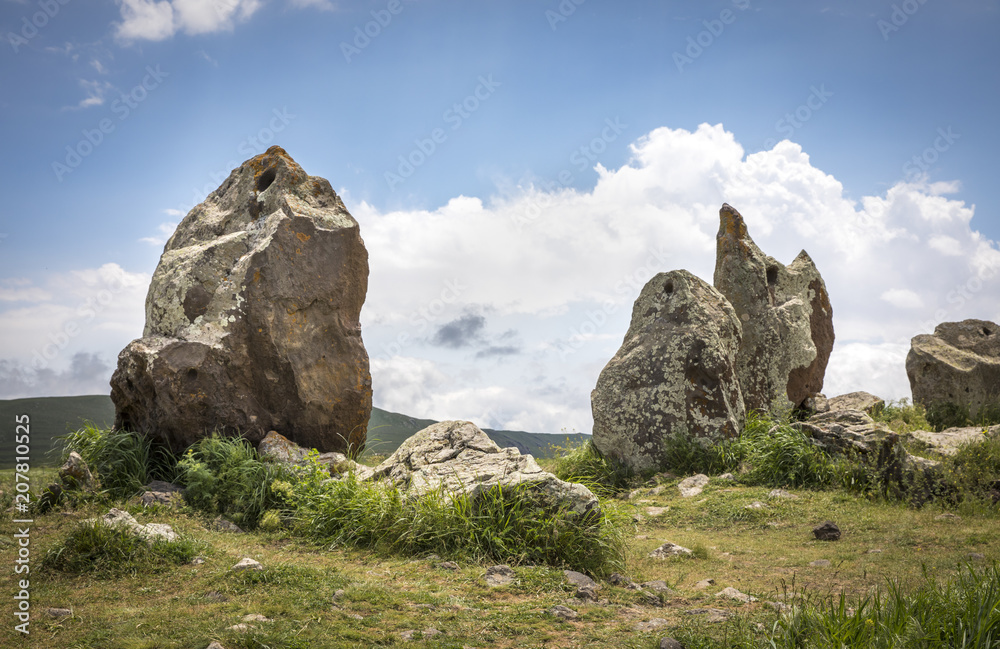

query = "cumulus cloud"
[431,314,486,348]
[0,353,113,399]
[356,123,999,433]
[0,264,148,398]
[114,0,263,42]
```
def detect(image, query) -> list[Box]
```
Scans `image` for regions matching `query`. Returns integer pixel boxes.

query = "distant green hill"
[0,395,116,469]
[0,396,588,469]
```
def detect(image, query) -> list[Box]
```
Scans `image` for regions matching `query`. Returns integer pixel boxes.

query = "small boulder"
[717,586,756,602]
[635,618,670,633]
[678,474,709,497]
[550,605,578,621]
[84,508,177,544]
[564,570,598,590]
[58,452,98,492]
[232,557,263,572]
[484,564,515,587]
[813,521,841,541]
[660,639,685,649]
[826,391,885,414]
[907,319,1000,420]
[592,270,745,473]
[649,542,692,559]
[140,480,183,507]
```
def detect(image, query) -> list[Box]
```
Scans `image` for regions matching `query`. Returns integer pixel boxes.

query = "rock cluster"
[907,319,1000,419]
[111,146,372,455]
[592,204,833,471]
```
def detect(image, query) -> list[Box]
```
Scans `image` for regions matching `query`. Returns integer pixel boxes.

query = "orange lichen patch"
[296,232,311,243]
[296,248,302,255]
[253,270,261,283]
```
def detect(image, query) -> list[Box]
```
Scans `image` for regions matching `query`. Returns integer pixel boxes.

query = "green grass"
[61,423,178,500]
[0,395,115,468]
[41,518,202,577]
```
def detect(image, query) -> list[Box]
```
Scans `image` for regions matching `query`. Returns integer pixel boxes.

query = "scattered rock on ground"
[232,557,263,572]
[694,578,716,590]
[549,605,578,621]
[46,607,72,617]
[484,564,515,587]
[713,203,834,412]
[809,560,831,567]
[684,608,731,623]
[634,618,670,633]
[935,512,962,521]
[640,580,674,595]
[564,570,598,590]
[242,614,272,623]
[745,501,765,510]
[213,517,245,534]
[678,474,710,497]
[813,521,841,541]
[968,552,986,561]
[610,573,640,589]
[206,643,226,649]
[110,146,372,455]
[907,319,1000,420]
[591,269,745,473]
[257,430,375,480]
[140,480,183,507]
[660,639,685,649]
[370,420,599,520]
[437,561,459,571]
[649,542,693,559]
[645,506,668,516]
[84,508,178,544]
[768,489,798,500]
[717,586,756,602]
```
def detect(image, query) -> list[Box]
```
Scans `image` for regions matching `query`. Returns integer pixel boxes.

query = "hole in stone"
[766,266,778,286]
[664,281,674,295]
[256,167,277,192]
[983,327,992,336]
[186,368,198,381]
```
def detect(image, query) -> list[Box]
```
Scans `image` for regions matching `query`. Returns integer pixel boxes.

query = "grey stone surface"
[713,203,834,411]
[258,430,374,479]
[907,319,1000,419]
[813,521,841,541]
[911,426,1000,456]
[716,586,756,602]
[111,146,371,455]
[370,420,599,519]
[592,269,745,473]
[484,564,516,587]
[826,391,885,414]
[649,542,692,559]
[678,474,710,497]
[58,452,98,492]
[84,508,178,544]
[232,557,263,572]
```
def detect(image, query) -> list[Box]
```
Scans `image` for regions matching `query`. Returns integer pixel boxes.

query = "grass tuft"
[41,520,201,577]
[61,423,178,500]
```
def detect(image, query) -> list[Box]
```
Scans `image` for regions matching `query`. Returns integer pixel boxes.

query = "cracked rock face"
[371,420,600,520]
[591,270,745,473]
[906,319,1000,420]
[713,203,834,412]
[111,146,371,454]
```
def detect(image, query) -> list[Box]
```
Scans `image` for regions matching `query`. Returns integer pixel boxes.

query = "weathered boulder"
[369,420,599,519]
[910,425,1000,456]
[906,320,1000,420]
[111,146,371,454]
[591,270,745,473]
[713,203,834,412]
[826,391,885,415]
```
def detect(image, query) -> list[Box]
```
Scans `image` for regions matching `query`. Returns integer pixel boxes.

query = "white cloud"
[287,0,335,9]
[115,0,176,42]
[114,0,319,42]
[0,264,148,398]
[354,123,999,431]
[140,221,179,246]
[69,79,113,110]
[880,288,923,309]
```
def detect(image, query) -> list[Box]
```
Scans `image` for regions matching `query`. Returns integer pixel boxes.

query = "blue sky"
[1,0,998,434]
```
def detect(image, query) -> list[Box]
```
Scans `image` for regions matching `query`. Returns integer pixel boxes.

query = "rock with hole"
[591,270,745,473]
[713,203,834,412]
[111,146,371,455]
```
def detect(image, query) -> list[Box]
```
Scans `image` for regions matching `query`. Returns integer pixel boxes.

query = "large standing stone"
[906,320,1000,420]
[713,203,834,412]
[591,270,745,473]
[111,146,372,454]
